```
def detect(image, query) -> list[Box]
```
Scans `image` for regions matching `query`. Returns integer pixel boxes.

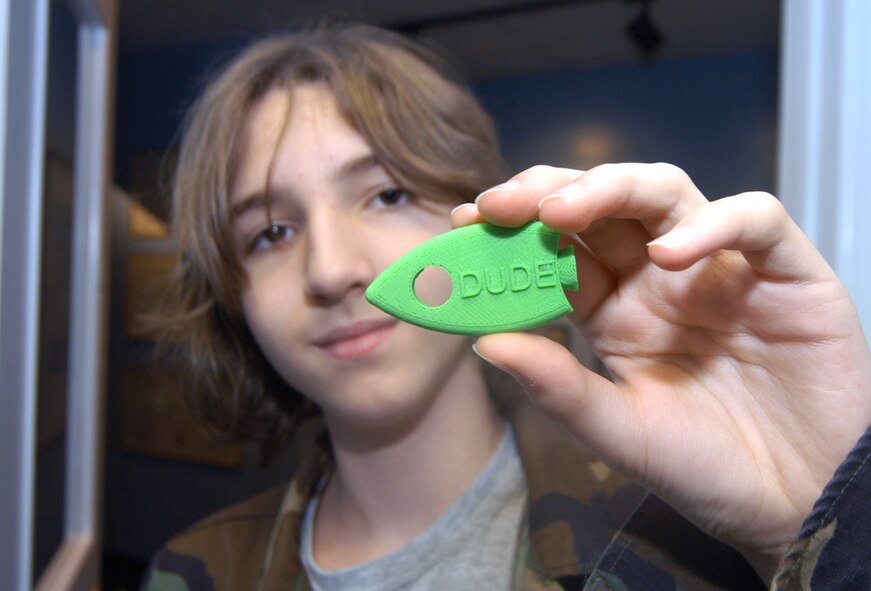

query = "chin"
[316,374,442,433]
[289,332,474,435]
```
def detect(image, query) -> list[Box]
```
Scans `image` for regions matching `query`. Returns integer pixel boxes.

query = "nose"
[303,210,376,305]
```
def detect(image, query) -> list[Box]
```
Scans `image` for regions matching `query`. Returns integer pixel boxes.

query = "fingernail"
[648,225,694,250]
[450,202,475,217]
[472,342,512,374]
[538,184,585,209]
[537,195,563,209]
[475,180,520,204]
[472,342,534,388]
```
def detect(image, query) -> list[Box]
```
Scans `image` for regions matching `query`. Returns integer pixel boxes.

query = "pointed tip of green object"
[366,221,579,335]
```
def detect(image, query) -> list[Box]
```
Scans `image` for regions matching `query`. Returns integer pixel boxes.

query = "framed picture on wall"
[118,364,245,468]
[122,252,176,341]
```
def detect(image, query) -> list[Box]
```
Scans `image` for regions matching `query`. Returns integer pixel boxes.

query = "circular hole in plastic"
[414,266,453,307]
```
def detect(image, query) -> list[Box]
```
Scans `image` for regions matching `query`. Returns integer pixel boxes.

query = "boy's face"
[230,84,474,434]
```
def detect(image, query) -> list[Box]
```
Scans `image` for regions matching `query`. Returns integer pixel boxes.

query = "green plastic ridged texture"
[365,221,578,335]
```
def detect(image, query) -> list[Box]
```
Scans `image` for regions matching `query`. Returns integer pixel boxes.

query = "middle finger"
[535,162,708,237]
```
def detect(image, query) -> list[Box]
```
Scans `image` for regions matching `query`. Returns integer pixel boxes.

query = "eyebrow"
[230,192,271,221]
[230,153,384,221]
[335,153,381,182]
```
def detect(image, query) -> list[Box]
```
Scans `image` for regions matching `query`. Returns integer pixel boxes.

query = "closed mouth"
[312,318,398,360]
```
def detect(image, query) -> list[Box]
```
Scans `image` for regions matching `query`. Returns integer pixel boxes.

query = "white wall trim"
[0,1,49,589]
[778,0,871,333]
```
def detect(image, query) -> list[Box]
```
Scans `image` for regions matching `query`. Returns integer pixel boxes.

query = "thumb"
[474,332,643,477]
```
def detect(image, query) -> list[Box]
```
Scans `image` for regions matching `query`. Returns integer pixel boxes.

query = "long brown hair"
[155,23,509,459]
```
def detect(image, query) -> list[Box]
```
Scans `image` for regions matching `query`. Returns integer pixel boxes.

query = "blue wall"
[475,51,778,198]
[114,41,247,188]
[114,47,779,199]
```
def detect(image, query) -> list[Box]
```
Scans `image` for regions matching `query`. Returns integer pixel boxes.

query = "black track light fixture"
[626,0,665,59]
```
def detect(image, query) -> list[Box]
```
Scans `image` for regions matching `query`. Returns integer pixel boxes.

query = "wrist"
[740,545,788,587]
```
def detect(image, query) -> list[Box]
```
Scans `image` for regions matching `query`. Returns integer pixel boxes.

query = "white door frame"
[0,0,116,590]
[778,0,871,333]
[0,1,51,589]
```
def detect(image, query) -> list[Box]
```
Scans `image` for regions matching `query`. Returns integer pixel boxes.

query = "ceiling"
[118,0,781,80]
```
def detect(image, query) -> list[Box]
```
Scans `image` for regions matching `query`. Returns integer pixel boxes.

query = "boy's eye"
[249,223,294,252]
[372,188,410,208]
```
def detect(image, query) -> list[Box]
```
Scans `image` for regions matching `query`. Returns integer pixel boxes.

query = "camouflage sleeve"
[585,494,766,591]
[140,547,217,591]
[773,422,871,590]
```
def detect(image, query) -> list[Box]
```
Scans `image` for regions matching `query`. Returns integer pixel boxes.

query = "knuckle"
[650,162,691,184]
[519,164,558,180]
[742,191,786,217]
[587,162,694,190]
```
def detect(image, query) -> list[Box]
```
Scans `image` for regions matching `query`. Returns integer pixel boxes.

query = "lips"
[312,318,398,360]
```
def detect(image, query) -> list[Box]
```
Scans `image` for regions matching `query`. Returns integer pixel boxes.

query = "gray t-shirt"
[299,426,527,591]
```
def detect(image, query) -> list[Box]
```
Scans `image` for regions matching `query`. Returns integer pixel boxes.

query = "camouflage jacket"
[142,388,871,591]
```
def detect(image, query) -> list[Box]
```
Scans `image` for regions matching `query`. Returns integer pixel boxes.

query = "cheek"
[240,285,311,389]
[241,255,303,314]
[239,290,270,352]
[240,276,298,347]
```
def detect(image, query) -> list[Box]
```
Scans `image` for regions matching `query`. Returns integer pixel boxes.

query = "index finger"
[524,163,707,237]
[471,165,583,227]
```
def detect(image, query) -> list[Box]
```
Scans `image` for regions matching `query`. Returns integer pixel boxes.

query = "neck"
[313,352,504,569]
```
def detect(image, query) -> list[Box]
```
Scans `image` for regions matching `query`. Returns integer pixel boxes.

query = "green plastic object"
[365,221,578,335]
